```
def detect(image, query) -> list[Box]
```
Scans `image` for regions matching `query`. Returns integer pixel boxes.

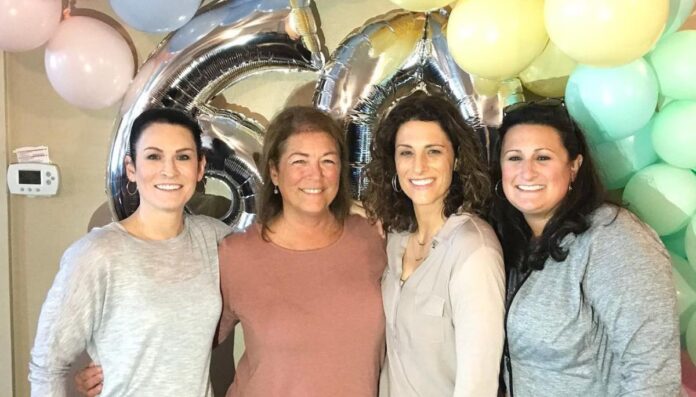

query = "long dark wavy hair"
[256,106,352,241]
[363,92,491,233]
[489,102,607,272]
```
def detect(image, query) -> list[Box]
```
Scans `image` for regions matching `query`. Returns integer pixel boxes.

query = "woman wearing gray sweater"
[489,100,681,396]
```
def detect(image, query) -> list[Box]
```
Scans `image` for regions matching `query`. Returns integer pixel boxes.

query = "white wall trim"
[0,50,15,396]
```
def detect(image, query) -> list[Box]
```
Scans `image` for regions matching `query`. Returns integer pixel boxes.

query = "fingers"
[74,364,104,396]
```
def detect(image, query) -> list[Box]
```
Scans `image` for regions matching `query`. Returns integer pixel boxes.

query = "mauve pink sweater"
[218,215,387,397]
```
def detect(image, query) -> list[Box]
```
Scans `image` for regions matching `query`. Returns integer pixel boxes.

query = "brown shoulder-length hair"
[364,92,491,233]
[257,106,352,240]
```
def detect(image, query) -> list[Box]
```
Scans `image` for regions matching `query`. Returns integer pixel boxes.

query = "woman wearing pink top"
[216,106,386,396]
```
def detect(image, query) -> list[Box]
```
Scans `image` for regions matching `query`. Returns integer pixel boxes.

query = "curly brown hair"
[257,106,352,240]
[364,92,491,233]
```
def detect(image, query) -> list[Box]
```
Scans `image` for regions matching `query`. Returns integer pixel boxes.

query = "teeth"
[410,178,434,186]
[155,184,182,191]
[517,184,544,191]
[301,188,322,194]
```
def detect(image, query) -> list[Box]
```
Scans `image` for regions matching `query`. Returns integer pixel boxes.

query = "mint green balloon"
[663,227,688,258]
[674,262,696,335]
[623,163,696,235]
[686,216,696,266]
[592,118,658,189]
[653,100,696,169]
[565,58,659,143]
[649,30,696,100]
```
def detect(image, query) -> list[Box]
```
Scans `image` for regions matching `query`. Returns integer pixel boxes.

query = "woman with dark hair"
[29,108,232,396]
[490,100,681,396]
[216,106,386,396]
[364,93,505,396]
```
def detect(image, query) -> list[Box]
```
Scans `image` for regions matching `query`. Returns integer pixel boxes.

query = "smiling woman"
[490,101,680,396]
[29,108,233,396]
[216,106,387,396]
[364,93,505,397]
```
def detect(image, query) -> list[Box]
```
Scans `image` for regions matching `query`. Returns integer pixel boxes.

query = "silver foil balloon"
[107,0,324,229]
[313,10,497,197]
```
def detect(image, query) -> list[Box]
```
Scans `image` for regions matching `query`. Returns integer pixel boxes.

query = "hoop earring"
[391,174,401,193]
[126,181,138,196]
[273,184,279,194]
[494,180,505,199]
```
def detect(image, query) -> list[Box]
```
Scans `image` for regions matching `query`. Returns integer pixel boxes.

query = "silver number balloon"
[313,10,497,197]
[107,0,325,230]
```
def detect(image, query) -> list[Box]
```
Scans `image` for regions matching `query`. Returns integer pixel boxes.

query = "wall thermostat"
[7,163,60,197]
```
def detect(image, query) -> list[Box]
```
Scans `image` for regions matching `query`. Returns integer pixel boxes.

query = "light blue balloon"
[663,0,696,37]
[110,0,202,33]
[592,117,658,189]
[565,58,659,144]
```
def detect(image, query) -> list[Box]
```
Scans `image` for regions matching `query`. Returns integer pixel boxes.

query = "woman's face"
[394,120,455,212]
[270,131,341,220]
[500,123,582,235]
[126,122,205,215]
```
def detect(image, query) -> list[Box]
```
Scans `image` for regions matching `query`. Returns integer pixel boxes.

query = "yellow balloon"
[545,0,669,67]
[447,0,548,80]
[389,0,453,12]
[472,76,501,97]
[519,41,577,98]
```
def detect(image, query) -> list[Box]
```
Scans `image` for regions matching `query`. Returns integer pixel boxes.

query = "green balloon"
[623,163,696,235]
[663,228,688,258]
[663,0,696,37]
[675,269,696,334]
[565,58,658,143]
[652,100,696,169]
[649,30,696,100]
[592,118,658,189]
[687,216,696,266]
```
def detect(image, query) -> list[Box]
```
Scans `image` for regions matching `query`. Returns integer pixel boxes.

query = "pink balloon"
[45,16,134,109]
[684,350,696,395]
[0,0,61,51]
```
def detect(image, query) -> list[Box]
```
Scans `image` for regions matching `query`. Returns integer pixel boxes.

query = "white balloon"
[0,0,61,52]
[44,16,134,110]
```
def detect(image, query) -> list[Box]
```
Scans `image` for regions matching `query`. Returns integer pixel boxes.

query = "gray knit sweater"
[505,205,681,396]
[29,215,231,397]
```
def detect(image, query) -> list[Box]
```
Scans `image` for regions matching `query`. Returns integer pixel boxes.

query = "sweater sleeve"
[29,237,107,397]
[449,239,506,396]
[585,212,681,397]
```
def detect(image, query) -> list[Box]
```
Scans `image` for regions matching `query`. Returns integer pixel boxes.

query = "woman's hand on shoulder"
[74,362,103,397]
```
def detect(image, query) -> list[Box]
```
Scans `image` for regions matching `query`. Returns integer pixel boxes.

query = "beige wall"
[5,1,394,395]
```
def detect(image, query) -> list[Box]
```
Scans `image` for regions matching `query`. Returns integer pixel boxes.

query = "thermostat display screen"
[18,170,41,185]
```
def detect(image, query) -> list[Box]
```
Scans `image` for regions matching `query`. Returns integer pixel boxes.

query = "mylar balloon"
[652,101,696,169]
[592,118,658,189]
[623,163,696,235]
[649,30,696,101]
[545,0,669,67]
[447,0,547,80]
[519,41,577,98]
[389,0,452,12]
[0,0,61,52]
[565,58,659,143]
[110,0,202,33]
[45,16,134,109]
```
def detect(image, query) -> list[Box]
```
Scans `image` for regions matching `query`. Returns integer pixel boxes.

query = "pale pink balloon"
[0,0,62,51]
[45,16,134,110]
